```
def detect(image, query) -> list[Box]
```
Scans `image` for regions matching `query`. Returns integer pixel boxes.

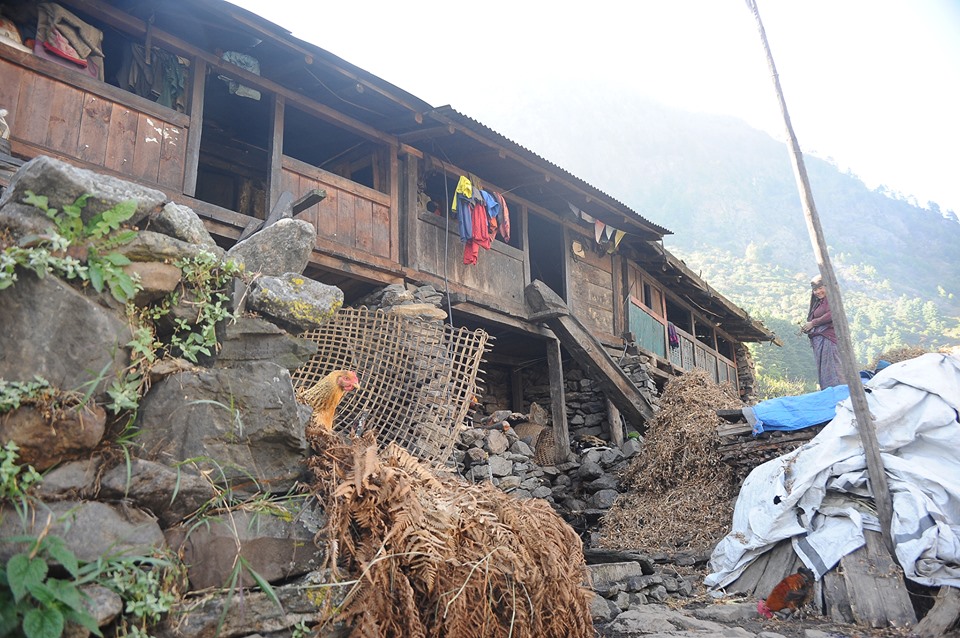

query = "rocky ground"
[592,559,922,638]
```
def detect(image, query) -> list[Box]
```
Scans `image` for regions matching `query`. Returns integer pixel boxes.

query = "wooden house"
[0,0,775,440]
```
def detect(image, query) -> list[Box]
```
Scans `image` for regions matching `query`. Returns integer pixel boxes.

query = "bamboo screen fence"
[292,307,491,466]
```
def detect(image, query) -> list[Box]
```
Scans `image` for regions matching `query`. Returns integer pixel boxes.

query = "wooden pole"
[744,0,897,558]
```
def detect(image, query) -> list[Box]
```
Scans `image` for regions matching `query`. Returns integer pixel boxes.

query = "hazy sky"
[229,0,960,215]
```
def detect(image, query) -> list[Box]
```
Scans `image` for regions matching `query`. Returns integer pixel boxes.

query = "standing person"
[801,274,843,389]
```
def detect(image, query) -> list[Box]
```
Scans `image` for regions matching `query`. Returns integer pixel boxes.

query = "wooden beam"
[445,300,551,337]
[747,0,896,556]
[510,369,524,413]
[605,399,624,447]
[183,56,205,197]
[400,153,420,270]
[397,124,455,143]
[914,587,960,637]
[525,280,655,426]
[268,93,285,213]
[388,145,400,263]
[839,531,916,628]
[545,338,570,465]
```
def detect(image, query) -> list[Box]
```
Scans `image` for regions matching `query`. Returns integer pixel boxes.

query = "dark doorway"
[527,212,565,302]
[194,70,271,219]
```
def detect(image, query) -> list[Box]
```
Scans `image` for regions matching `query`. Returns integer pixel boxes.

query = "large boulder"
[98,458,219,528]
[134,362,310,496]
[164,496,325,589]
[0,272,132,401]
[145,202,223,258]
[214,316,318,371]
[246,272,343,334]
[0,500,165,563]
[0,155,167,227]
[0,401,106,471]
[226,218,316,277]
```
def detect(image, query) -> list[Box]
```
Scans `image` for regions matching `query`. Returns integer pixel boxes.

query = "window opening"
[694,319,715,349]
[194,68,270,218]
[717,334,736,361]
[283,105,386,192]
[665,297,692,333]
[527,212,565,302]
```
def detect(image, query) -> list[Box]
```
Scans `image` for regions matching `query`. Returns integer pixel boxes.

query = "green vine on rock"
[166,252,240,363]
[0,191,141,303]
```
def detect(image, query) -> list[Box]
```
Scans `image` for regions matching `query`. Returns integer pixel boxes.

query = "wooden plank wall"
[568,236,616,340]
[415,214,526,311]
[0,57,185,191]
[282,157,393,261]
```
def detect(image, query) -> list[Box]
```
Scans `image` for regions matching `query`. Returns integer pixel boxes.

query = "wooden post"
[745,0,896,557]
[545,338,571,465]
[183,57,206,197]
[606,398,625,447]
[510,368,524,413]
[268,93,285,213]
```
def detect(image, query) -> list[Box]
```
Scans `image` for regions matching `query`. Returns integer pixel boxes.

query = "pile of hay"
[598,368,743,553]
[870,345,932,369]
[307,430,593,638]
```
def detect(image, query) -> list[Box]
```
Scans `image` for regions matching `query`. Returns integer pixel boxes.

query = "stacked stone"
[354,282,447,322]
[454,418,643,520]
[588,558,697,621]
[515,356,657,441]
[455,424,553,500]
[618,354,660,412]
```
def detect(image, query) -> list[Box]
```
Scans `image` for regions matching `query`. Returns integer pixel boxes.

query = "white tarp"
[706,352,960,591]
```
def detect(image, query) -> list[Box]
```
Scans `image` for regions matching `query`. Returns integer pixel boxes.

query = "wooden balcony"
[628,300,739,388]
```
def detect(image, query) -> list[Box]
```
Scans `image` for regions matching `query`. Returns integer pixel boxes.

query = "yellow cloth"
[451,175,472,212]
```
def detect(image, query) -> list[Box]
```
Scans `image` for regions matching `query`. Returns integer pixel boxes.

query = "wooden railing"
[628,300,738,388]
[281,156,396,261]
[0,51,189,191]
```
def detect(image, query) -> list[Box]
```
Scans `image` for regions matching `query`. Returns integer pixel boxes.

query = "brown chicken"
[300,370,360,434]
[757,566,814,619]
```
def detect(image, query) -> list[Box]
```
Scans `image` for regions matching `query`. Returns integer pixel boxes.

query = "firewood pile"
[716,421,824,485]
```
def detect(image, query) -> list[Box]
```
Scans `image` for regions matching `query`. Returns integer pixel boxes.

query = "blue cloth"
[480,189,500,220]
[748,384,851,435]
[454,193,472,242]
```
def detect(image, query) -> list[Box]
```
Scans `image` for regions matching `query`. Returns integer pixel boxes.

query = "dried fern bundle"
[599,368,743,552]
[307,431,593,638]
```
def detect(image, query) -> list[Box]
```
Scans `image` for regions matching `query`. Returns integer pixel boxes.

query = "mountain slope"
[472,85,960,382]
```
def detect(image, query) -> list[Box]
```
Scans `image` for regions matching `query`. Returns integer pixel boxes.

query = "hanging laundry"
[668,322,680,348]
[218,51,261,100]
[463,196,492,265]
[494,192,510,242]
[480,190,500,239]
[452,175,473,242]
[472,199,491,250]
[117,43,189,111]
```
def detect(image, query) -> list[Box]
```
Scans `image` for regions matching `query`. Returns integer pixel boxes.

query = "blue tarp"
[744,385,851,435]
[743,366,888,435]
